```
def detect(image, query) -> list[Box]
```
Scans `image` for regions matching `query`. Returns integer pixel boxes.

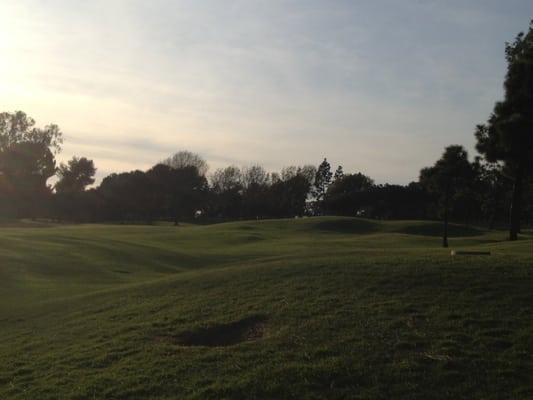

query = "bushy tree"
[98,171,155,222]
[419,145,474,247]
[55,157,96,194]
[162,150,209,176]
[269,172,312,217]
[0,111,62,218]
[146,164,208,224]
[326,172,374,216]
[167,166,209,224]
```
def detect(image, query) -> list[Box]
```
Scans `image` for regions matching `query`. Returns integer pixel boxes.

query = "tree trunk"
[443,185,450,248]
[488,211,496,230]
[509,166,524,241]
[173,195,180,226]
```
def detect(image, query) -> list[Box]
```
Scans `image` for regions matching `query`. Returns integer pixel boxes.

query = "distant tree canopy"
[162,150,209,176]
[2,23,533,240]
[0,109,529,235]
[211,166,242,194]
[281,165,316,187]
[241,165,270,189]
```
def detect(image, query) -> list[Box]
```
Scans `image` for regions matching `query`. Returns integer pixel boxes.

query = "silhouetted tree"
[281,166,298,182]
[56,157,96,194]
[241,165,269,189]
[334,165,344,181]
[369,183,429,220]
[420,145,473,248]
[211,166,242,193]
[298,165,317,187]
[98,171,155,222]
[475,22,533,240]
[282,165,316,186]
[0,111,63,154]
[0,142,56,218]
[313,158,332,214]
[144,164,208,224]
[162,150,209,176]
[0,111,62,218]
[268,172,312,217]
[52,157,97,222]
[169,166,209,224]
[241,165,270,218]
[472,159,510,229]
[325,172,374,216]
[208,166,243,218]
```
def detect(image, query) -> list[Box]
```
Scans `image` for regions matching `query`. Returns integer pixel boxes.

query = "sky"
[1,1,532,184]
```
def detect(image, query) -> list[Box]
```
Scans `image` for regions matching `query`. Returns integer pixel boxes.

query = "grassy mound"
[0,217,532,399]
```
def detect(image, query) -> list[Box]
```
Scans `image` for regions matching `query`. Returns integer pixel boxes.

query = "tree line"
[1,23,532,247]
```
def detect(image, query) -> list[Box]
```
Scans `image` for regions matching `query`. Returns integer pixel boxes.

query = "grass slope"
[0,217,532,399]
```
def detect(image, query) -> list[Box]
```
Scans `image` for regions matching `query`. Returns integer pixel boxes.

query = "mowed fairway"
[1,217,533,399]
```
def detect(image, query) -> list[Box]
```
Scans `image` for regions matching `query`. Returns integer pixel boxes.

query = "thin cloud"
[1,0,532,184]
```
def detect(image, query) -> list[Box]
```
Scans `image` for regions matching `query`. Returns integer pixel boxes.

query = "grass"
[0,217,532,399]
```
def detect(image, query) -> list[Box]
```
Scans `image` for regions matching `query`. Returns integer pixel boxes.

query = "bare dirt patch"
[156,315,268,348]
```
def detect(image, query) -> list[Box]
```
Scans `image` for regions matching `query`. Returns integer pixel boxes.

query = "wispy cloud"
[1,0,532,183]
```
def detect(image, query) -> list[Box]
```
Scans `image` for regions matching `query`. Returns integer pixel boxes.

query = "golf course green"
[1,217,532,399]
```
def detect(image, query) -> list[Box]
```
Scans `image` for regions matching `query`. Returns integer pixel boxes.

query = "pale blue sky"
[1,1,532,183]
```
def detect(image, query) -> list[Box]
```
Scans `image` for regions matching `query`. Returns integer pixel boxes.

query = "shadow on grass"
[397,222,483,237]
[175,315,268,347]
[315,218,379,234]
[0,219,57,228]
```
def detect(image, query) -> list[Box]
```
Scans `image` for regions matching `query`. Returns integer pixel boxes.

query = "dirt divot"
[155,315,268,348]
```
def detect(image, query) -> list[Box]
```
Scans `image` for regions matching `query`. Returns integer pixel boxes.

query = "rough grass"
[0,217,532,399]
